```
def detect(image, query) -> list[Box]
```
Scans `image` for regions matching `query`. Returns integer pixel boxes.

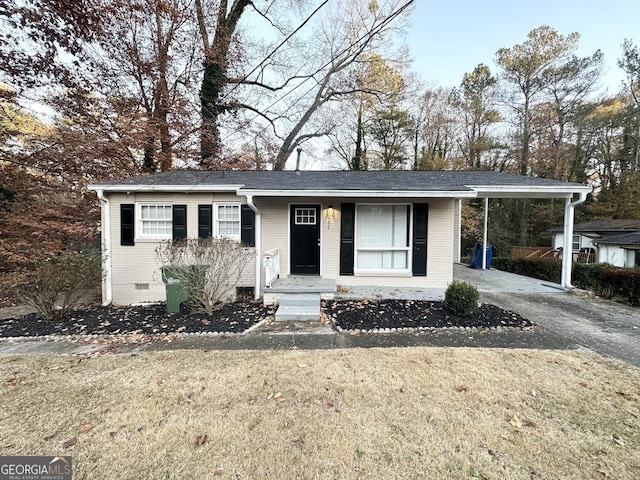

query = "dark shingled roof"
[92,169,588,192]
[550,219,640,234]
[595,232,640,246]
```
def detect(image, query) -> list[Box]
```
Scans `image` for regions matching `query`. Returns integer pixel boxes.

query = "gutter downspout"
[561,191,588,289]
[95,189,112,306]
[245,195,262,300]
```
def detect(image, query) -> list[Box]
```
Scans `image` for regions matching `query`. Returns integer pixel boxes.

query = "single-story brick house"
[551,219,640,267]
[89,170,591,305]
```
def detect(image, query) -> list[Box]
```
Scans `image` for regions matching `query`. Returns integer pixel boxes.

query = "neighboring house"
[550,219,640,267]
[592,232,640,267]
[89,170,591,305]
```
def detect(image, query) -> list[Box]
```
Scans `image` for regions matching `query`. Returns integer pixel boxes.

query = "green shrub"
[572,263,601,290]
[495,257,640,307]
[12,250,102,320]
[445,280,480,316]
[491,257,561,283]
[598,265,640,306]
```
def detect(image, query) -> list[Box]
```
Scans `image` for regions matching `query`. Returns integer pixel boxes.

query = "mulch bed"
[0,299,534,339]
[0,302,277,338]
[324,299,534,331]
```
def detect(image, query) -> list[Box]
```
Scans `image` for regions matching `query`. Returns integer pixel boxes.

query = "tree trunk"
[195,0,251,167]
[154,4,173,171]
[521,90,531,176]
[200,60,226,164]
[143,140,156,172]
[353,107,364,170]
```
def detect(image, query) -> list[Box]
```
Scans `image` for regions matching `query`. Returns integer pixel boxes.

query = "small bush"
[12,250,102,320]
[445,280,480,316]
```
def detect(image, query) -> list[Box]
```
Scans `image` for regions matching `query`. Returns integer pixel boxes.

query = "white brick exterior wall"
[107,192,256,306]
[104,193,457,305]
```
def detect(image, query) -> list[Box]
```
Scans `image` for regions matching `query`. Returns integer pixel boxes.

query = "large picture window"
[355,204,410,271]
[215,203,241,239]
[139,204,172,238]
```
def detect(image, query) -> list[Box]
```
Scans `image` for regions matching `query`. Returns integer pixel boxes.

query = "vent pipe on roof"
[295,146,302,172]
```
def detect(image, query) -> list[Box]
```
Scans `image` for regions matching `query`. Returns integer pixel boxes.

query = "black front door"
[290,204,321,275]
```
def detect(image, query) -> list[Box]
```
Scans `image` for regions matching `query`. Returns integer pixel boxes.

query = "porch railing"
[263,248,280,288]
[511,246,596,264]
[511,246,556,259]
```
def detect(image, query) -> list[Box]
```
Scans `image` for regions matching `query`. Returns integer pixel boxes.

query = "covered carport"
[454,176,592,290]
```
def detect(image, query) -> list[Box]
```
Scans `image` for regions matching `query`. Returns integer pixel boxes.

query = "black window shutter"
[240,205,255,246]
[412,203,428,276]
[340,203,355,275]
[198,205,212,238]
[120,204,135,246]
[172,205,187,241]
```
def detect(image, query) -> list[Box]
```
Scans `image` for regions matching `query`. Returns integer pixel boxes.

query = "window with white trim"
[355,204,410,271]
[138,204,172,238]
[572,234,581,251]
[215,203,241,239]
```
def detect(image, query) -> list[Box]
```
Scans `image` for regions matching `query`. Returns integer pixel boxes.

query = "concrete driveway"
[455,264,640,369]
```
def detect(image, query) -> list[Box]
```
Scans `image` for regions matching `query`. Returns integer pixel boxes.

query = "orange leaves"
[78,424,94,434]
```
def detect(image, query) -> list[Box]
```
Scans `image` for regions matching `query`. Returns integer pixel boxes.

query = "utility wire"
[219,0,330,104]
[218,0,415,159]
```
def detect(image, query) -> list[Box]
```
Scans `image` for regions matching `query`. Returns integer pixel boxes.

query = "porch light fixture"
[325,205,335,227]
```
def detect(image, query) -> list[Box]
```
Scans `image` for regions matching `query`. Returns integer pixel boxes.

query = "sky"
[406,0,640,93]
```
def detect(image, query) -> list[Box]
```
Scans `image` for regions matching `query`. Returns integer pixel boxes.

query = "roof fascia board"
[237,189,477,198]
[87,184,243,193]
[473,185,591,199]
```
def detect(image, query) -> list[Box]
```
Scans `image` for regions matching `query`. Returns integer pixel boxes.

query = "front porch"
[263,276,337,305]
[262,264,565,306]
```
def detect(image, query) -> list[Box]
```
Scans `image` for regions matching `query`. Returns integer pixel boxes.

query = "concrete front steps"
[275,293,321,322]
[264,276,336,325]
[263,277,336,305]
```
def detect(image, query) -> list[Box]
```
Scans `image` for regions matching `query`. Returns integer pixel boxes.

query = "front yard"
[1,348,638,479]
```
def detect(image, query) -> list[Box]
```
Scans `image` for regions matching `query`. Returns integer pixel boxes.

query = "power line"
[219,0,415,160]
[219,0,330,104]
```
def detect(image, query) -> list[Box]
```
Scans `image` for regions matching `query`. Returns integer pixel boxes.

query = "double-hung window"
[355,204,410,271]
[215,203,241,240]
[139,204,173,239]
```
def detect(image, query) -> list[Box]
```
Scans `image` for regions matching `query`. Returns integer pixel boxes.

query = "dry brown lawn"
[0,347,639,479]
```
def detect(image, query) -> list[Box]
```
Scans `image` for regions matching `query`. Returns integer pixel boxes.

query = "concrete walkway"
[455,264,640,369]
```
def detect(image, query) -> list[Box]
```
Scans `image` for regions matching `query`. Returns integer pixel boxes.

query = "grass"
[0,347,639,479]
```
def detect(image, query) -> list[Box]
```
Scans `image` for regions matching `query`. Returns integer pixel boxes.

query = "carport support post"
[482,197,489,269]
[561,197,574,289]
[561,192,587,289]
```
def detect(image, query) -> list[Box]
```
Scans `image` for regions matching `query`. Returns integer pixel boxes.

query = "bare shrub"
[156,237,253,315]
[12,250,102,320]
